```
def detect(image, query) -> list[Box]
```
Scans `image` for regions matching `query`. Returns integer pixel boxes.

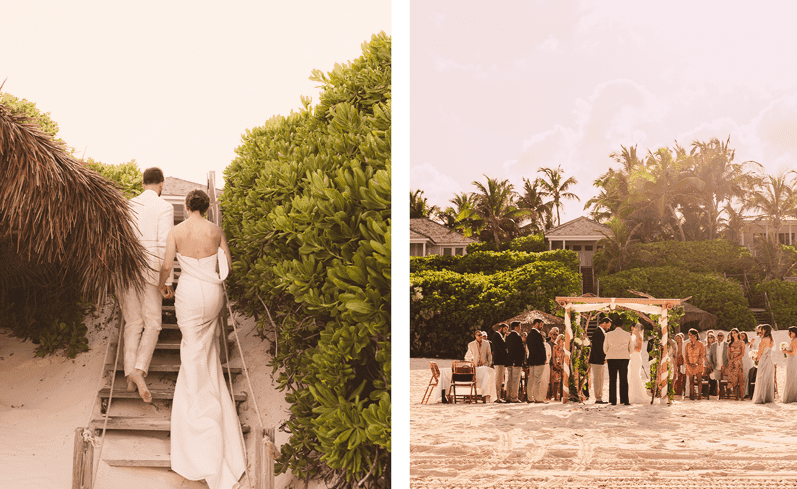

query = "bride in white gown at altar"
[627,323,649,404]
[158,189,246,489]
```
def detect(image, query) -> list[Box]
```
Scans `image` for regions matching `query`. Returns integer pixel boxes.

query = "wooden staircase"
[580,266,595,295]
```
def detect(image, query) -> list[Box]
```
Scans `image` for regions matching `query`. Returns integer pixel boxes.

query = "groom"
[603,321,634,405]
[120,167,174,402]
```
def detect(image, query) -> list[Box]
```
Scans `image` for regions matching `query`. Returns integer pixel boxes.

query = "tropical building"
[543,216,610,294]
[410,218,477,257]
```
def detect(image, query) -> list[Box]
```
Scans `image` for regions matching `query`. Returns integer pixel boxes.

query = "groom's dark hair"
[142,167,165,185]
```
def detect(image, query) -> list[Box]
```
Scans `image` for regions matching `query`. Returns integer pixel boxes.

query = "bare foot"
[130,369,152,403]
[126,376,136,392]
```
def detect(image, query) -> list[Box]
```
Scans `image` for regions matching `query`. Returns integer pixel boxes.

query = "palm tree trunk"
[669,203,686,241]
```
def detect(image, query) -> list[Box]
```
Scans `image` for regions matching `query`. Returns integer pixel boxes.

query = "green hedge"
[754,280,797,329]
[599,266,754,330]
[220,33,390,488]
[410,261,581,358]
[594,239,753,277]
[465,233,546,254]
[410,249,579,275]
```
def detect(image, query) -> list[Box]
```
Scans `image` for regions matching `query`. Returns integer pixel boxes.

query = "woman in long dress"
[550,335,564,401]
[540,338,552,401]
[741,332,753,399]
[158,190,246,489]
[781,326,797,403]
[726,329,745,400]
[673,333,685,397]
[627,323,648,404]
[751,324,776,404]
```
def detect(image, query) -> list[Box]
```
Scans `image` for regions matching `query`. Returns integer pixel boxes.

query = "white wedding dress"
[627,335,648,404]
[171,249,246,489]
[751,343,775,404]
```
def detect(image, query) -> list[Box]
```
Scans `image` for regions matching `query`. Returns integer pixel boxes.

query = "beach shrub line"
[220,33,390,488]
[410,249,579,275]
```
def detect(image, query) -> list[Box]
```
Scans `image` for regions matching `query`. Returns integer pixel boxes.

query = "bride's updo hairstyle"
[186,189,210,215]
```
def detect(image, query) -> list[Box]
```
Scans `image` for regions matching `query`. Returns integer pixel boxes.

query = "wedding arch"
[555,296,684,405]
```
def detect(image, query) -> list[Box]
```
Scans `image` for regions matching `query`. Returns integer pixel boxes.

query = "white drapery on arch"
[556,297,683,404]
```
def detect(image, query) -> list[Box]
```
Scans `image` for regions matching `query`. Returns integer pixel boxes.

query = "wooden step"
[162,305,176,313]
[98,386,247,402]
[90,415,250,434]
[155,339,181,350]
[105,457,171,468]
[104,363,242,375]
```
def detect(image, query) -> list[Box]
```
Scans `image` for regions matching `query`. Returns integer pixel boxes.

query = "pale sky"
[2,0,390,187]
[411,0,797,224]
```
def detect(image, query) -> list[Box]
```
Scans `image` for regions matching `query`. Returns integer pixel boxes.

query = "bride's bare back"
[173,217,222,259]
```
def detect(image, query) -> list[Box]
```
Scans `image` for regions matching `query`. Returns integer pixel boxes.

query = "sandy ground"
[410,330,797,489]
[0,303,307,489]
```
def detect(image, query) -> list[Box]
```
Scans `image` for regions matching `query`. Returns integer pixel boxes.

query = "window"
[572,245,582,251]
[442,247,453,256]
[455,247,464,256]
[410,243,425,257]
[585,245,593,251]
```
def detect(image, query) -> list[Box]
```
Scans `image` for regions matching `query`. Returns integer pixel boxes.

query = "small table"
[430,366,497,403]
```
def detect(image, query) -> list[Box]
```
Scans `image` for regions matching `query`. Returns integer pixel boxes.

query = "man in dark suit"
[526,319,548,403]
[589,317,612,404]
[492,323,509,402]
[505,321,525,402]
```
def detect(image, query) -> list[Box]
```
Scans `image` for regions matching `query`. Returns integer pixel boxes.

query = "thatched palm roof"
[0,102,147,302]
[491,310,565,335]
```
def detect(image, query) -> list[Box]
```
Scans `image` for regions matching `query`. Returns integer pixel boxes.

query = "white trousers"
[121,282,162,376]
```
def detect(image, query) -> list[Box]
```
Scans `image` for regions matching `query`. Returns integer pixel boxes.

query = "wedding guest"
[684,328,706,400]
[541,334,552,400]
[526,319,547,403]
[548,327,559,349]
[705,332,717,396]
[550,334,565,401]
[742,331,756,399]
[492,323,509,403]
[466,329,492,367]
[726,329,745,400]
[751,324,776,404]
[673,333,685,397]
[713,331,728,396]
[505,322,525,403]
[521,331,530,401]
[781,326,797,403]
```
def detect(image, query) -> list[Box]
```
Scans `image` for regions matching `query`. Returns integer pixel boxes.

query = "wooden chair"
[718,370,730,400]
[421,362,441,404]
[449,361,477,404]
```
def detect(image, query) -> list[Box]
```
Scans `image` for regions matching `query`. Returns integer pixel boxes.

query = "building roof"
[410,218,476,245]
[162,176,222,199]
[545,216,610,239]
[491,309,565,335]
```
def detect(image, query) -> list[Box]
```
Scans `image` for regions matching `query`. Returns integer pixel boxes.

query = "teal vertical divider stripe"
[392,1,411,487]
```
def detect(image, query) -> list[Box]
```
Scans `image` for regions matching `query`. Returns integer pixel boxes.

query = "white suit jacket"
[603,328,633,360]
[129,189,174,286]
[465,339,492,367]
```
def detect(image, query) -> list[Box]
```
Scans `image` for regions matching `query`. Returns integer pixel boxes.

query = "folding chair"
[449,361,477,404]
[718,370,730,400]
[421,362,441,404]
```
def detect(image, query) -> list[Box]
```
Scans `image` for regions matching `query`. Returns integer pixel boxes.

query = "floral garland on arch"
[559,297,683,405]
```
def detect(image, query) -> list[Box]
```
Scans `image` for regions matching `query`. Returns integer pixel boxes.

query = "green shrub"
[594,240,753,277]
[599,266,754,330]
[508,233,546,252]
[85,159,143,199]
[220,33,390,488]
[410,261,581,358]
[466,241,498,253]
[410,249,579,275]
[754,280,797,329]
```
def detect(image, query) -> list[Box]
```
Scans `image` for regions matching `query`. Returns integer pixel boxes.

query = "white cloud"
[410,163,465,210]
[430,11,447,28]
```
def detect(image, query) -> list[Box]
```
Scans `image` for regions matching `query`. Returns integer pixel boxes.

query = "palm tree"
[596,217,643,273]
[689,137,762,240]
[749,170,797,243]
[537,165,580,227]
[471,175,524,251]
[633,146,703,241]
[410,189,438,218]
[517,177,552,232]
[435,192,480,236]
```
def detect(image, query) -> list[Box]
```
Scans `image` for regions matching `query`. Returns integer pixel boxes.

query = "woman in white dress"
[740,332,753,399]
[751,324,776,404]
[158,190,246,489]
[540,337,552,401]
[780,326,797,403]
[627,323,648,404]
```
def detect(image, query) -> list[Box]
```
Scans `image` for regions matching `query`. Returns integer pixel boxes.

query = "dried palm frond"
[0,102,147,303]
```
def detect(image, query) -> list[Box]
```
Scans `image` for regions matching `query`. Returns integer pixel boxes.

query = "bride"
[627,323,649,404]
[158,189,246,489]
[751,324,776,404]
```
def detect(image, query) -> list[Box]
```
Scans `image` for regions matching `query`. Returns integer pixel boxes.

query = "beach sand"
[410,330,797,488]
[0,303,304,488]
